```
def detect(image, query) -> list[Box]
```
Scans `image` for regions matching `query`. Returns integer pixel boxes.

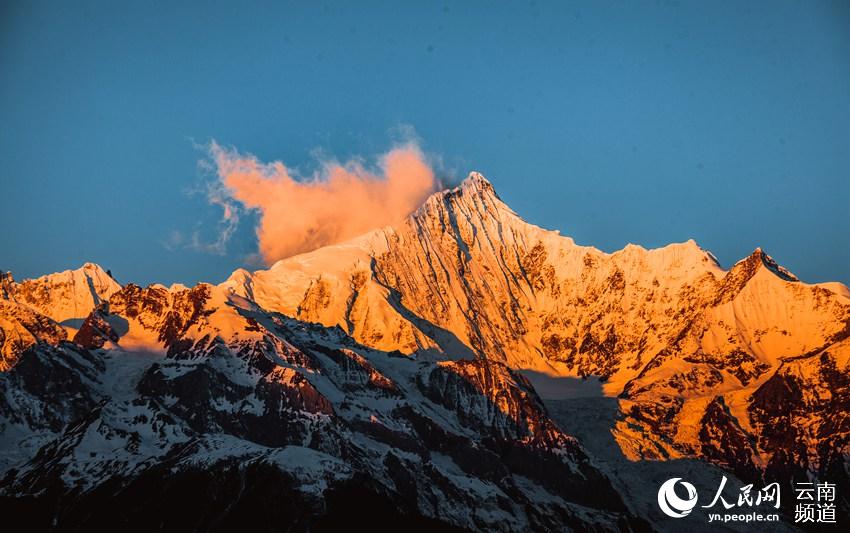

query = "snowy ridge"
[225,173,848,386]
[1,263,120,338]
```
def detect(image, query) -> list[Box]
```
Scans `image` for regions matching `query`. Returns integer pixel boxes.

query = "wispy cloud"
[162,181,242,256]
[191,139,438,265]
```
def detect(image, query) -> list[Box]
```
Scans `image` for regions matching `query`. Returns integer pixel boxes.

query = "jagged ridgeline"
[1,173,849,530]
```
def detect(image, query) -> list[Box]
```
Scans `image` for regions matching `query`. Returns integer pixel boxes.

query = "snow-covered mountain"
[1,172,848,529]
[0,263,120,370]
[1,262,120,326]
[0,277,637,530]
[220,173,850,520]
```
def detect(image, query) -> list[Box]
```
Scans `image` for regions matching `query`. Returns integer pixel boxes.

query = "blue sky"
[1,1,848,286]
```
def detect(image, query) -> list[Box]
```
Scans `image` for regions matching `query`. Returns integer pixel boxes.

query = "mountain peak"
[456,171,501,200]
[409,171,520,239]
[422,171,507,210]
[3,262,123,325]
[723,247,799,290]
[81,262,105,272]
[52,262,118,286]
[752,248,798,282]
[460,171,493,190]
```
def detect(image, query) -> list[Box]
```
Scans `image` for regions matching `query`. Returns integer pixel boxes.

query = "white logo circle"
[657,478,698,518]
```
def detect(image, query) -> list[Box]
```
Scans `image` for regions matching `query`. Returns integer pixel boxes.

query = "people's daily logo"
[653,476,845,524]
[657,478,699,518]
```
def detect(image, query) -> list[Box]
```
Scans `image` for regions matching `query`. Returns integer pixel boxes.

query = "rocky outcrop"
[73,305,119,349]
[0,280,639,531]
[0,300,67,370]
[421,359,568,446]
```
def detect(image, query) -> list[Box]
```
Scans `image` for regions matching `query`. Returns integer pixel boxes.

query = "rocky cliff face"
[0,263,120,369]
[0,299,67,370]
[0,278,638,531]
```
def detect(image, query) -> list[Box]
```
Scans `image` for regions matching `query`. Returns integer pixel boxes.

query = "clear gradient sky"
[1,1,848,286]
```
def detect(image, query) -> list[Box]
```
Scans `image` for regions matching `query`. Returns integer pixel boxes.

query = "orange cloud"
[210,142,437,265]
